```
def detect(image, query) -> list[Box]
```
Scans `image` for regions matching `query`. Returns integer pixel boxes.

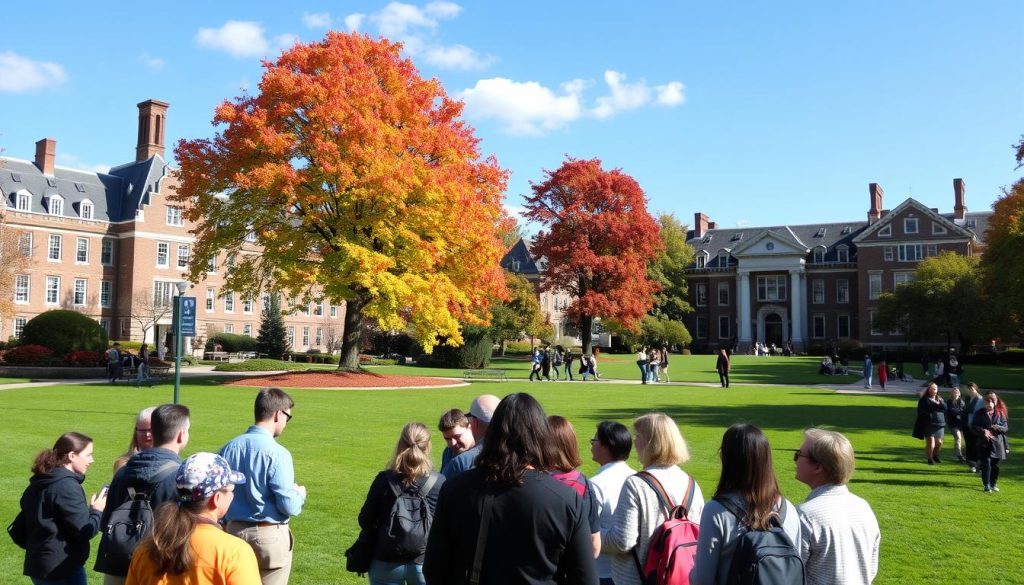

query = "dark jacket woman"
[946,397,967,431]
[357,469,445,564]
[17,465,102,581]
[972,409,1009,461]
[914,394,946,437]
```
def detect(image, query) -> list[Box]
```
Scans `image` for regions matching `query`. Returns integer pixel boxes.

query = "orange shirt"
[126,523,260,585]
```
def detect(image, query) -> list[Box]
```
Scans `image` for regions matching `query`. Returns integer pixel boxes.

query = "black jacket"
[946,398,967,429]
[94,447,181,575]
[357,469,445,564]
[18,467,101,579]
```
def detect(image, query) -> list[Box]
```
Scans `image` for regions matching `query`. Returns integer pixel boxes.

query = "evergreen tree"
[257,294,288,359]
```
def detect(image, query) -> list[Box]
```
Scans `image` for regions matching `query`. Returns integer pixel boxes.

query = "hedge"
[21,310,108,356]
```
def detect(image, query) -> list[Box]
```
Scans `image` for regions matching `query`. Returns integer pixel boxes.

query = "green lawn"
[0,377,30,385]
[1,377,1021,584]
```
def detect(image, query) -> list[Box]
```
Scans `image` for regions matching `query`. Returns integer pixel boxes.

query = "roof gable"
[500,238,540,274]
[730,227,809,257]
[852,197,974,243]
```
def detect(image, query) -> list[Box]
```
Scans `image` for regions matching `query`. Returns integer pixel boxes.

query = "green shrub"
[21,310,108,356]
[205,333,258,353]
[285,352,338,364]
[428,324,493,368]
[213,359,310,372]
[111,340,143,351]
[504,340,535,354]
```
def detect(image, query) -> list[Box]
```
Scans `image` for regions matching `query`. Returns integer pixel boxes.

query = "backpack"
[632,471,699,585]
[552,469,587,497]
[552,351,563,366]
[375,473,439,559]
[101,460,178,576]
[713,496,804,585]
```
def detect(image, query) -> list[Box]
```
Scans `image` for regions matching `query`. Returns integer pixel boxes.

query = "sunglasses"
[793,450,815,462]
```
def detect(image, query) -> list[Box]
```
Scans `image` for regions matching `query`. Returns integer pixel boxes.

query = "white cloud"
[458,78,584,136]
[196,21,270,58]
[423,44,494,70]
[344,13,366,31]
[0,51,67,93]
[138,53,165,71]
[372,2,447,37]
[274,33,301,52]
[302,11,332,28]
[424,1,462,19]
[736,219,751,228]
[592,70,652,119]
[656,81,686,106]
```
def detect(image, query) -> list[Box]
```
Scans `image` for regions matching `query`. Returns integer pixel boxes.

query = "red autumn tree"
[174,32,509,369]
[523,157,662,354]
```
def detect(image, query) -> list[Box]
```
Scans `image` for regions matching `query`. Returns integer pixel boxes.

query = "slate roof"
[500,238,541,274]
[1,155,169,222]
[688,221,867,268]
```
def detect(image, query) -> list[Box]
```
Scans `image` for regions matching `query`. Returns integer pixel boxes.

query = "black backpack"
[713,496,804,585]
[101,461,178,576]
[375,473,439,559]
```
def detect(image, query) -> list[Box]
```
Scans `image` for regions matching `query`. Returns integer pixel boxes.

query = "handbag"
[7,510,28,549]
[344,531,375,575]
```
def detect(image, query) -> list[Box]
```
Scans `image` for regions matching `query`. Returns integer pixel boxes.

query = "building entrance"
[764,314,784,347]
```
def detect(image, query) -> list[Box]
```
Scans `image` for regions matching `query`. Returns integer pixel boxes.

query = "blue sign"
[179,297,197,337]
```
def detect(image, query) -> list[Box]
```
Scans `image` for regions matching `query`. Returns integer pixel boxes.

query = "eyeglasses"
[280,410,293,421]
[589,438,599,444]
[793,450,815,462]
[135,428,152,435]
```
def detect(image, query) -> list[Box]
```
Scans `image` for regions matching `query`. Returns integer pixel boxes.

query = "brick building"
[1,100,342,354]
[684,182,990,353]
[500,238,577,342]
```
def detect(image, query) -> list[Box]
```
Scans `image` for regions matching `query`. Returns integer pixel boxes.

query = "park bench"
[204,351,229,361]
[463,369,509,382]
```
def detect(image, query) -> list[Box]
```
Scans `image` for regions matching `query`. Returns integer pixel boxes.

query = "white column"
[738,271,752,343]
[800,272,809,346]
[789,269,804,347]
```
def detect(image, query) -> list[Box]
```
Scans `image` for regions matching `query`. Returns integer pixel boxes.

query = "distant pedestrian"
[972,392,1009,493]
[551,346,563,381]
[914,383,946,464]
[877,356,887,391]
[529,348,543,382]
[920,353,930,378]
[106,343,123,383]
[541,347,552,381]
[716,348,730,388]
[564,348,575,381]
[946,387,967,463]
[647,348,660,382]
[136,344,152,388]
[660,346,671,383]
[636,346,649,384]
[863,353,873,389]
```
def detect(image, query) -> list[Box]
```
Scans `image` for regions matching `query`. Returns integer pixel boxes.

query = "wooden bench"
[150,366,171,379]
[204,351,229,361]
[463,369,508,382]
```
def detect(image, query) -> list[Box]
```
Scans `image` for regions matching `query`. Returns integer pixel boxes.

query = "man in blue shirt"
[220,388,307,585]
[440,394,500,478]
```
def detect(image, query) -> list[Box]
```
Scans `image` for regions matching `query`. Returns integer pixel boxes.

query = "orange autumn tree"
[174,33,509,369]
[523,158,662,354]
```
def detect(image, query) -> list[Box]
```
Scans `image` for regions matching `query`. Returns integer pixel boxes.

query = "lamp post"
[173,281,189,404]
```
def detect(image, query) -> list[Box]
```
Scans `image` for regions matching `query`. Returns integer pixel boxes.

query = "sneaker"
[984,486,992,493]
[934,457,941,464]
[992,486,1000,492]
[970,467,978,473]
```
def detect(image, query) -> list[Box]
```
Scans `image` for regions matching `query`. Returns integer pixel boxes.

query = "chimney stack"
[34,138,56,175]
[868,183,884,224]
[694,212,710,239]
[136,99,170,162]
[708,221,718,230]
[953,178,967,220]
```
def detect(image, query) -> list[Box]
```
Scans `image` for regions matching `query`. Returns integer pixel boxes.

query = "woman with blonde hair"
[356,422,444,584]
[113,407,156,474]
[604,412,705,585]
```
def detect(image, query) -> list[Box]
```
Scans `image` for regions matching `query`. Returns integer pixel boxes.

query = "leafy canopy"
[980,134,1024,337]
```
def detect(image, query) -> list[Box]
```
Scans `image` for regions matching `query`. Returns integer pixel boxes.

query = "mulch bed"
[224,370,459,389]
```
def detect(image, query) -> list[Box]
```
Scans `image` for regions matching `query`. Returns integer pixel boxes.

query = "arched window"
[695,251,708,269]
[812,246,826,263]
[836,245,850,263]
[718,249,730,267]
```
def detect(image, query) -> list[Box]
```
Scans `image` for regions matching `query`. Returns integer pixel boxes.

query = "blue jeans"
[368,560,425,585]
[31,566,87,585]
[638,361,648,383]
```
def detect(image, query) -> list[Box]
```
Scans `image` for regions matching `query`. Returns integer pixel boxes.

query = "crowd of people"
[529,346,602,382]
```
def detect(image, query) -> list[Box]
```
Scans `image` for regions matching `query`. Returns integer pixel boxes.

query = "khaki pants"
[102,575,127,585]
[227,521,294,585]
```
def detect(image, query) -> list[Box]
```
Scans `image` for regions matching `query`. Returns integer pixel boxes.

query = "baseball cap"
[468,394,500,424]
[176,452,246,502]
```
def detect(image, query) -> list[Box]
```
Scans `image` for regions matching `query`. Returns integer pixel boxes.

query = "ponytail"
[32,432,92,475]
[389,422,432,487]
[137,499,203,575]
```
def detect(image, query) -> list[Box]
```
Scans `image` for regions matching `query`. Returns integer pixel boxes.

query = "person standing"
[15,432,107,585]
[946,387,967,463]
[220,388,307,585]
[915,383,946,465]
[529,348,543,382]
[964,383,986,472]
[794,429,880,585]
[862,353,873,389]
[972,392,1009,493]
[589,422,634,585]
[541,347,552,381]
[716,348,730,388]
[877,356,887,391]
[551,346,563,381]
[660,346,671,383]
[135,344,152,388]
[437,409,474,471]
[440,395,500,478]
[113,407,156,474]
[636,346,650,383]
[106,343,123,383]
[564,348,575,381]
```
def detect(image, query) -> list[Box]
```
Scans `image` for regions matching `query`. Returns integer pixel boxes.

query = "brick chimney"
[953,178,967,220]
[868,183,884,224]
[136,99,170,162]
[34,138,56,175]
[694,212,710,239]
[708,221,718,230]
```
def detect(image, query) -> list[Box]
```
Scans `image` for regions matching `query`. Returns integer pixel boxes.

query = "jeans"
[981,456,1001,489]
[31,566,87,585]
[368,560,425,585]
[136,363,151,386]
[565,363,574,380]
[637,361,648,383]
[552,365,561,380]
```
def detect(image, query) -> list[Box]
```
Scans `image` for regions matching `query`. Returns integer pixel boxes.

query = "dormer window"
[731,232,743,242]
[836,245,850,263]
[702,234,713,244]
[695,252,708,269]
[79,200,94,220]
[841,226,852,235]
[16,192,31,211]
[966,218,977,228]
[718,250,730,267]
[932,223,947,235]
[812,246,826,263]
[74,182,86,193]
[814,227,826,238]
[48,195,64,216]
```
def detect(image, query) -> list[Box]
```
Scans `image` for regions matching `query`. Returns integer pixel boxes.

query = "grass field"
[1,371,1021,585]
[0,377,30,385]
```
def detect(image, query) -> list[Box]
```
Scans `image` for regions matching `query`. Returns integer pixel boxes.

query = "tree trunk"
[339,295,368,371]
[580,314,594,355]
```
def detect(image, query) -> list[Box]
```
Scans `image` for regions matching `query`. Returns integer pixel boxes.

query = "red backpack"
[632,471,698,585]
[552,469,587,497]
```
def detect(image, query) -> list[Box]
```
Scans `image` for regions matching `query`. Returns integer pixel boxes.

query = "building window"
[80,201,94,220]
[76,237,89,263]
[718,316,731,339]
[878,225,892,237]
[695,316,708,339]
[894,272,914,288]
[15,275,30,303]
[206,288,215,311]
[836,279,850,304]
[695,253,707,269]
[156,242,169,267]
[224,293,235,312]
[46,276,60,304]
[14,317,27,339]
[883,247,894,262]
[19,232,33,257]
[121,319,129,337]
[904,217,919,234]
[227,254,236,268]
[718,250,730,267]
[812,247,825,263]
[718,282,730,306]
[868,273,883,300]
[756,275,787,301]
[48,234,62,261]
[869,310,883,335]
[926,244,937,257]
[812,279,825,304]
[243,295,253,314]
[245,229,257,243]
[100,280,113,308]
[166,206,184,226]
[300,302,310,316]
[73,279,87,305]
[695,283,707,307]
[176,245,189,269]
[330,305,338,318]
[153,281,173,307]
[99,319,110,334]
[932,223,947,235]
[287,327,295,347]
[244,324,253,336]
[314,302,324,316]
[49,195,64,216]
[207,257,216,272]
[16,192,30,211]
[101,239,114,265]
[897,244,922,262]
[315,327,323,346]
[836,246,849,263]
[224,324,234,334]
[837,315,851,338]
[812,314,826,339]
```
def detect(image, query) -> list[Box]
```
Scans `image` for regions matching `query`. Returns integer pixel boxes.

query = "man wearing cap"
[125,452,260,584]
[96,404,191,585]
[220,388,306,585]
[440,394,500,478]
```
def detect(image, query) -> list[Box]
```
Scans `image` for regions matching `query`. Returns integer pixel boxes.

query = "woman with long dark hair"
[423,393,597,584]
[548,415,602,558]
[690,424,800,585]
[355,422,445,584]
[972,392,1009,493]
[14,432,107,585]
[125,452,257,584]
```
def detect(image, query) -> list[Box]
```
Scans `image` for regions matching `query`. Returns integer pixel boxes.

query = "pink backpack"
[633,471,698,585]
[552,469,587,497]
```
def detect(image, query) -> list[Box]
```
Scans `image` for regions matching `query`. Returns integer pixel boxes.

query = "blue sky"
[1,1,1021,231]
